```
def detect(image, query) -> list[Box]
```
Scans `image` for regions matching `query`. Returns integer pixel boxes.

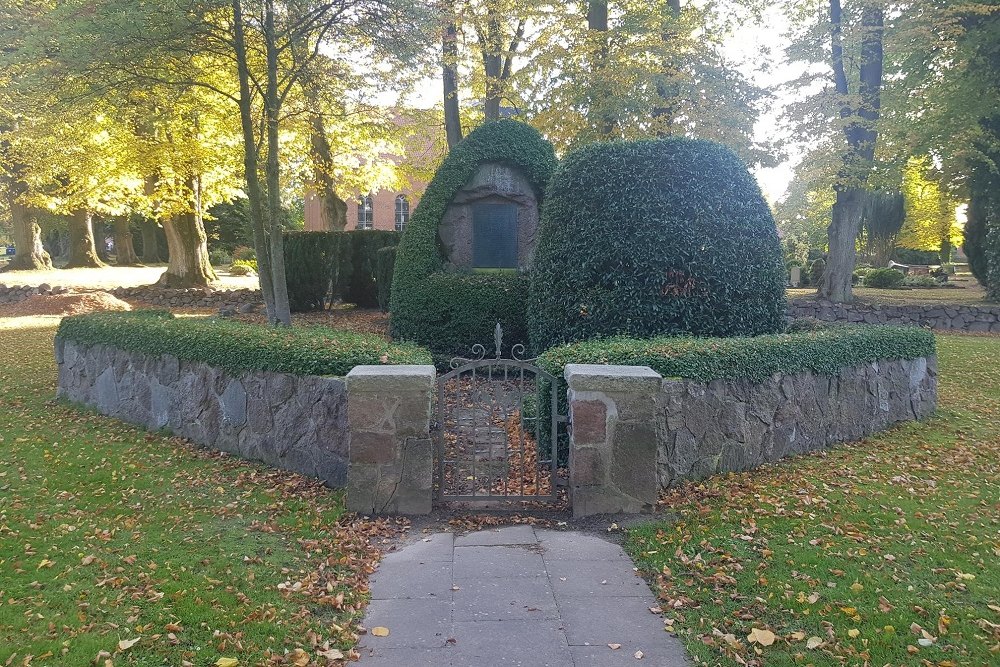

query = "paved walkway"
[357,525,690,666]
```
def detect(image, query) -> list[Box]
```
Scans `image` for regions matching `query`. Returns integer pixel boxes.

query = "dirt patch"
[0,291,133,317]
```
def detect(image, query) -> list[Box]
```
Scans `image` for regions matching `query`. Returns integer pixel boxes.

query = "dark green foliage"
[204,199,253,253]
[376,246,396,312]
[343,231,400,307]
[208,249,233,267]
[537,325,936,385]
[390,120,558,352]
[283,230,400,312]
[57,311,431,377]
[861,191,905,266]
[891,248,940,265]
[967,117,1000,293]
[398,272,530,355]
[864,267,905,288]
[809,258,826,286]
[529,138,787,352]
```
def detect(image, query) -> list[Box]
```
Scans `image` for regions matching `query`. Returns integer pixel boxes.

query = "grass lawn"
[0,317,390,666]
[788,274,990,306]
[628,333,1000,666]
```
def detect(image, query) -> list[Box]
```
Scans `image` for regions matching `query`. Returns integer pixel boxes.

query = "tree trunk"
[65,210,106,268]
[2,197,52,272]
[443,2,463,148]
[140,219,162,263]
[820,1,884,302]
[940,237,952,264]
[156,177,216,287]
[652,0,682,133]
[587,1,616,137]
[825,187,864,301]
[264,0,291,325]
[307,107,348,231]
[94,219,109,262]
[113,217,140,265]
[483,47,502,122]
[233,0,277,320]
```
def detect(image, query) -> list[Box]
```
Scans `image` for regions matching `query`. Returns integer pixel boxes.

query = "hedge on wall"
[389,120,558,353]
[283,230,399,311]
[528,138,787,352]
[57,311,432,377]
[537,325,936,385]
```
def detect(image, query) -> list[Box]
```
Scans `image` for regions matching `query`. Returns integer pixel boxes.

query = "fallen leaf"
[848,628,860,638]
[806,637,823,649]
[215,659,239,667]
[371,627,390,637]
[117,638,139,652]
[747,628,776,646]
[633,650,643,659]
[608,643,622,650]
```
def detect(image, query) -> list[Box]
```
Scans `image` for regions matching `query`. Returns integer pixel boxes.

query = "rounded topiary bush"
[529,138,787,351]
[863,267,905,288]
[390,120,558,353]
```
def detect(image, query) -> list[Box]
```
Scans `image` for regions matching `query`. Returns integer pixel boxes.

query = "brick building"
[304,119,443,233]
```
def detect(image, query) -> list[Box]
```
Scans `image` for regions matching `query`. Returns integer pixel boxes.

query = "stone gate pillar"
[565,364,663,518]
[346,365,436,515]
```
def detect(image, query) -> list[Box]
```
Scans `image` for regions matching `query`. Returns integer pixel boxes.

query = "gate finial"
[494,322,503,359]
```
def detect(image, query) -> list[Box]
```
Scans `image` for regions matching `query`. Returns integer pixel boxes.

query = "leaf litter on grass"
[627,333,1000,667]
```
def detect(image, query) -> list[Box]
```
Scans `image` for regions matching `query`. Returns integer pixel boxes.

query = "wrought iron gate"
[435,324,561,504]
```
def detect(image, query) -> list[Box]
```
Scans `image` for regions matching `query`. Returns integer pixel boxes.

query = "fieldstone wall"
[55,338,349,486]
[657,357,937,488]
[109,286,262,311]
[789,298,1000,333]
[0,283,70,304]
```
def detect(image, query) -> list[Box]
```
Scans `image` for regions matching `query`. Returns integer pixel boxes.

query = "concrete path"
[357,525,690,666]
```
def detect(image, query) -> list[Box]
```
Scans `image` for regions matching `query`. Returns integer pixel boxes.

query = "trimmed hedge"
[57,311,432,377]
[376,246,396,312]
[864,267,905,288]
[390,120,558,353]
[528,138,787,352]
[537,325,936,385]
[284,230,400,311]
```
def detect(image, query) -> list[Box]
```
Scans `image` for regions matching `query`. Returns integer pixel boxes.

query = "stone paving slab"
[356,526,690,666]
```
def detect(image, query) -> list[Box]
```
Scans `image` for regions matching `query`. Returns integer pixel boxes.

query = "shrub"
[864,268,905,288]
[233,245,256,261]
[852,267,872,285]
[57,311,431,377]
[528,138,786,352]
[283,230,400,312]
[904,274,939,288]
[892,248,939,265]
[209,248,233,267]
[376,246,396,312]
[537,325,936,385]
[390,120,558,353]
[230,259,257,276]
[809,258,826,286]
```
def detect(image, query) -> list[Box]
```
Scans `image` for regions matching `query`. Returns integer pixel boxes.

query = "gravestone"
[438,162,540,270]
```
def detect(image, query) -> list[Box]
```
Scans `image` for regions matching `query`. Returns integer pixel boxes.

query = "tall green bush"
[528,138,787,352]
[375,246,396,312]
[283,230,399,311]
[390,120,558,353]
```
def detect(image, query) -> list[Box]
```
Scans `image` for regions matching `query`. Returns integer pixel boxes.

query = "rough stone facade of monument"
[438,162,540,270]
[55,338,349,486]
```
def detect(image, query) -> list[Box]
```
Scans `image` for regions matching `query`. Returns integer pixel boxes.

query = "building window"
[356,195,373,230]
[394,195,410,231]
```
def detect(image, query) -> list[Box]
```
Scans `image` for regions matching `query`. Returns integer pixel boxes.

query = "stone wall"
[0,283,70,304]
[55,338,349,486]
[657,357,937,488]
[0,283,262,311]
[788,298,1000,333]
[109,286,262,311]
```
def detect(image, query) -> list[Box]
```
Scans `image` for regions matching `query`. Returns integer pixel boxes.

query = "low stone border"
[0,283,71,304]
[789,298,1000,333]
[56,338,349,486]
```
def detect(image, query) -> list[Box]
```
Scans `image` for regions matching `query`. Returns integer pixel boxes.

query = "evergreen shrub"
[864,268,905,288]
[390,120,558,353]
[57,311,431,377]
[529,138,787,352]
[375,246,396,312]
